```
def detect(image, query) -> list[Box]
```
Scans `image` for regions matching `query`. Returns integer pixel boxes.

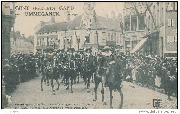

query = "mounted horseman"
[93,46,123,109]
[64,48,76,93]
[40,49,60,95]
[82,47,94,92]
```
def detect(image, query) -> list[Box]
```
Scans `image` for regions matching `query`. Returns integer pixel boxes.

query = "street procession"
[1,2,177,109]
[2,47,177,109]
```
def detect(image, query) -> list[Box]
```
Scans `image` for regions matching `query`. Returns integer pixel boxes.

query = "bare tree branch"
[133,3,150,32]
[145,2,158,30]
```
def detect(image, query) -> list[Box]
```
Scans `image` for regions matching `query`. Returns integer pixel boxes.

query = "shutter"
[174,36,177,42]
[175,2,177,10]
[170,36,173,42]
[171,19,174,26]
[168,19,171,27]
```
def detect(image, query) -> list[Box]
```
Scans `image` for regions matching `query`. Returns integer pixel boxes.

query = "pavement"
[6,76,177,109]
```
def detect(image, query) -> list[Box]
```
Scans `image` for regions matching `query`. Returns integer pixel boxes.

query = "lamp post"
[64,31,66,50]
[41,41,44,55]
[77,37,80,50]
[70,36,72,48]
[75,31,80,50]
[93,10,99,51]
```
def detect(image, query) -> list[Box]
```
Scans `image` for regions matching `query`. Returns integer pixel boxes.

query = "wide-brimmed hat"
[103,46,110,51]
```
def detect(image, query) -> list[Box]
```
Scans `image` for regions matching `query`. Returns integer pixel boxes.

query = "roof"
[67,15,82,30]
[37,15,121,34]
[36,21,72,34]
[67,15,121,31]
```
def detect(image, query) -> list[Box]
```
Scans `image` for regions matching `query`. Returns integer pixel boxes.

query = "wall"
[165,7,177,53]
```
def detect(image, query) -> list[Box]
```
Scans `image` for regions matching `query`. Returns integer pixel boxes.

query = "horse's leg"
[101,76,107,105]
[74,72,77,84]
[84,75,87,89]
[61,74,64,83]
[70,77,73,93]
[55,79,60,90]
[41,76,44,91]
[87,75,91,93]
[66,77,69,90]
[109,87,113,109]
[118,87,123,109]
[46,74,49,86]
[92,73,94,83]
[51,78,55,95]
[77,72,80,83]
[93,79,99,101]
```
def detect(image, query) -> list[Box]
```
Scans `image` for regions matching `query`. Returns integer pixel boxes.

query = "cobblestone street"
[7,76,177,109]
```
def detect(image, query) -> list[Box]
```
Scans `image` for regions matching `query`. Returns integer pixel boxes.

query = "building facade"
[10,32,34,55]
[164,2,177,58]
[34,13,123,55]
[123,2,177,57]
[2,2,16,60]
[123,2,146,55]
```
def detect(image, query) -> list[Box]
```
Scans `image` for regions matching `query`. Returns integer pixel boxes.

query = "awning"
[130,38,148,53]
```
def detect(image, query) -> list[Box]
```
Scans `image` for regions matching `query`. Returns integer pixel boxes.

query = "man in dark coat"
[2,59,15,95]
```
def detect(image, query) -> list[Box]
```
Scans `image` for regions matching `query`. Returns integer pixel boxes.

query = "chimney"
[65,10,70,22]
[111,11,115,19]
[51,16,55,23]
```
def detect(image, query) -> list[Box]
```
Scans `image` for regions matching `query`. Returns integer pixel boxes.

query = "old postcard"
[1,1,177,110]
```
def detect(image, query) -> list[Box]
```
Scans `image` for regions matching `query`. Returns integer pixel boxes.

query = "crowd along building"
[123,2,177,58]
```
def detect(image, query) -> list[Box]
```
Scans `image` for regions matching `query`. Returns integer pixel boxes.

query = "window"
[102,32,106,44]
[138,14,145,30]
[174,2,177,10]
[108,33,110,41]
[77,36,80,43]
[168,19,171,26]
[160,6,164,24]
[172,19,175,26]
[153,5,156,25]
[168,19,175,27]
[167,36,177,43]
[125,16,130,31]
[170,36,173,42]
[114,33,116,41]
[174,36,177,42]
[37,39,39,46]
[166,2,176,11]
[157,3,160,26]
[111,33,113,41]
[131,15,137,31]
[85,36,90,43]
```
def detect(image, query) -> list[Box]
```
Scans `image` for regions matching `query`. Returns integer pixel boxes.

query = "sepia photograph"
[1,1,177,110]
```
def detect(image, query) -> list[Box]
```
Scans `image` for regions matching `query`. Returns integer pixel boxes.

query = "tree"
[133,2,160,32]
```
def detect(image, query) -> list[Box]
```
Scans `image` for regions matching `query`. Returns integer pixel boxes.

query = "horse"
[41,58,60,95]
[82,54,94,93]
[93,55,123,109]
[40,58,50,89]
[63,59,76,93]
[74,58,82,83]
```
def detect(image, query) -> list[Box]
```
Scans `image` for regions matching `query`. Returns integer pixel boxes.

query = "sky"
[13,2,124,37]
